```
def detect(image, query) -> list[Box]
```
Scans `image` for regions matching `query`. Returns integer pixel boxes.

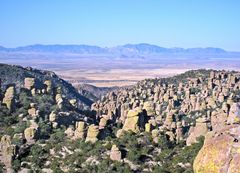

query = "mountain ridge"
[0,43,233,54]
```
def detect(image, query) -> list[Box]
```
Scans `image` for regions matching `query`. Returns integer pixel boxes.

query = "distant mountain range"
[0,43,233,55]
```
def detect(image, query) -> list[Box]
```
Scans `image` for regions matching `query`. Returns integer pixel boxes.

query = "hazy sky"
[0,0,240,51]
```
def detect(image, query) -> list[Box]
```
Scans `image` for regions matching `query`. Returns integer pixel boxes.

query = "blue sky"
[0,0,240,51]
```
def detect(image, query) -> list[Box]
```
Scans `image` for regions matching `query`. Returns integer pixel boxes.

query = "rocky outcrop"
[122,107,142,133]
[49,111,57,122]
[24,77,35,90]
[110,145,122,161]
[44,80,52,93]
[3,86,15,110]
[65,127,75,138]
[143,101,155,116]
[28,103,37,117]
[0,135,16,171]
[74,121,86,139]
[186,117,209,146]
[85,125,99,143]
[193,125,240,173]
[227,103,240,124]
[24,127,37,143]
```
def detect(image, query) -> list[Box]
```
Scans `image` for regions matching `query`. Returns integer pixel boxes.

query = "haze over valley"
[1,43,240,87]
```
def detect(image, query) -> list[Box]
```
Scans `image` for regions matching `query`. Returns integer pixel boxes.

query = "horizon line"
[1,43,239,52]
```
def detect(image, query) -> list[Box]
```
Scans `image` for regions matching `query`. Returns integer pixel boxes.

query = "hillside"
[0,63,95,107]
[0,66,240,172]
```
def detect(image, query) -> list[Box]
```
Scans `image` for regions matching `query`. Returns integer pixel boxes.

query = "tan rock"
[151,129,159,143]
[110,145,122,161]
[116,129,123,138]
[65,127,74,138]
[227,103,240,124]
[0,135,16,170]
[74,121,86,139]
[69,99,77,108]
[176,122,183,143]
[145,123,151,132]
[49,111,57,122]
[122,108,141,133]
[99,117,108,129]
[0,135,11,151]
[28,107,37,117]
[186,117,209,146]
[143,101,155,116]
[211,111,228,131]
[164,112,174,129]
[24,77,35,90]
[85,125,99,143]
[3,86,15,110]
[24,127,37,143]
[44,80,52,92]
[193,125,240,173]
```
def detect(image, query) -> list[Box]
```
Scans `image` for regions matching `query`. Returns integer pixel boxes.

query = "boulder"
[55,93,63,108]
[211,111,228,131]
[193,125,240,173]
